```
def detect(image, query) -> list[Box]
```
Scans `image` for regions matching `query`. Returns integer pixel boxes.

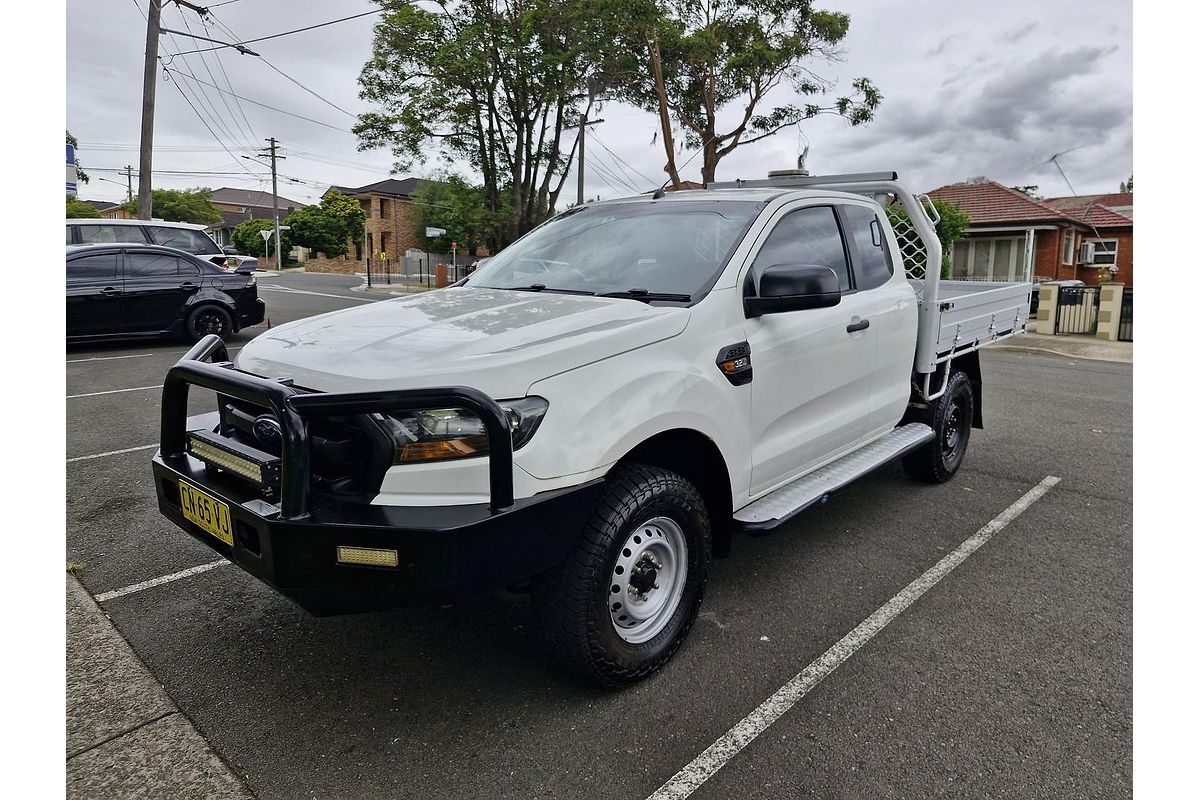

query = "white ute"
[153,171,1031,686]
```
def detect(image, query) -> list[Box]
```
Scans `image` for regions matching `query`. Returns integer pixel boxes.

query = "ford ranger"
[152,171,1032,686]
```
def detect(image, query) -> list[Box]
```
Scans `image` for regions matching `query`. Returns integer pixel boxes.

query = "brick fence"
[305,254,362,275]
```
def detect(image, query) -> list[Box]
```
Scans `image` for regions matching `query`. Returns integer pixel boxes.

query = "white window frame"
[1062,229,1075,265]
[1085,237,1119,266]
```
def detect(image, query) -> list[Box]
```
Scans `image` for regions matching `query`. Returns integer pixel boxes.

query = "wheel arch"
[954,350,983,429]
[612,428,734,558]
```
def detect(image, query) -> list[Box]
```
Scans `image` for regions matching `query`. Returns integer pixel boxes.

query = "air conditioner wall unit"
[1078,242,1096,264]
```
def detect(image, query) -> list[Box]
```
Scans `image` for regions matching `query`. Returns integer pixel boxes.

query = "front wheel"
[902,369,974,483]
[534,464,710,687]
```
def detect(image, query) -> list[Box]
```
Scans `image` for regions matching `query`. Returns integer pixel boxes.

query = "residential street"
[65,271,1132,799]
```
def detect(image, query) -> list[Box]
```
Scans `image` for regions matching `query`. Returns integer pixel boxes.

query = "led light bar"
[337,546,399,568]
[186,430,281,493]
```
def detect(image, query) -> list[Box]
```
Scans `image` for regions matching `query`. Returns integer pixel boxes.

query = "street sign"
[426,227,446,238]
[259,229,273,242]
[66,143,78,197]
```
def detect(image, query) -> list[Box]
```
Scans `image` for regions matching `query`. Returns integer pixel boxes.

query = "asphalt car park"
[66,271,1131,799]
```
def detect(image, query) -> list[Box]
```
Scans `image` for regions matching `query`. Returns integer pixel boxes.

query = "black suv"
[67,244,265,343]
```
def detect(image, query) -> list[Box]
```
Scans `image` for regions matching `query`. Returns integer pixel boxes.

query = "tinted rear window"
[149,226,218,254]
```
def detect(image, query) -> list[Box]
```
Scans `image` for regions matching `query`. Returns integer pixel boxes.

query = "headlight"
[376,396,548,465]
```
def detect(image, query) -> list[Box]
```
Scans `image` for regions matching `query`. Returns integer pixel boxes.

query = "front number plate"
[179,481,234,546]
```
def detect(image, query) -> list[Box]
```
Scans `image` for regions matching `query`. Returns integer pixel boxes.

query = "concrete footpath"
[66,576,252,799]
[992,331,1132,363]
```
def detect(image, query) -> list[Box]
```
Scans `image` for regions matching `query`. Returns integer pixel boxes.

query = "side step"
[733,423,935,533]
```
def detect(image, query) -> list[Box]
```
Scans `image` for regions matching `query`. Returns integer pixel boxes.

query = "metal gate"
[1055,286,1102,335]
[1118,288,1133,341]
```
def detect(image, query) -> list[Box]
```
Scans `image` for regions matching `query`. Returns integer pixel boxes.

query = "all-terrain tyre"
[902,369,974,483]
[533,463,711,687]
[186,304,234,343]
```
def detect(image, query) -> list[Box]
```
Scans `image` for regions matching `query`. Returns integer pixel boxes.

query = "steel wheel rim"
[608,516,688,644]
[942,395,966,457]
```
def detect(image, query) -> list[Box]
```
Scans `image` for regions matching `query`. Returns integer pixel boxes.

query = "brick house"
[927,180,1135,287]
[324,178,428,265]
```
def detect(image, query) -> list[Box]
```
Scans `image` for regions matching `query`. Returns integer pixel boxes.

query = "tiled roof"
[927,181,1071,225]
[210,187,304,209]
[1044,192,1132,211]
[1046,202,1132,228]
[327,177,425,199]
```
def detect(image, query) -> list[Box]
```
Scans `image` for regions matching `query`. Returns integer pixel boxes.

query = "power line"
[176,7,257,150]
[164,66,353,132]
[162,68,261,179]
[172,9,382,56]
[592,130,655,188]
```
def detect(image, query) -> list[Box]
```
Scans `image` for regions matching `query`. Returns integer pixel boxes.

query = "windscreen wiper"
[598,288,692,303]
[500,284,596,296]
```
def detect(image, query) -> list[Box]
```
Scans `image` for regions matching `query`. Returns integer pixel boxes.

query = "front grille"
[216,394,391,498]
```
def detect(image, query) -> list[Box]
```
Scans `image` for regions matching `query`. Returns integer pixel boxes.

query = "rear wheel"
[902,369,973,483]
[186,304,233,343]
[534,464,710,687]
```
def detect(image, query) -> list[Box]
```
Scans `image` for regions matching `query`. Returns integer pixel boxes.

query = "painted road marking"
[94,560,230,603]
[258,285,379,302]
[67,385,162,399]
[645,475,1062,800]
[66,353,154,363]
[67,444,158,463]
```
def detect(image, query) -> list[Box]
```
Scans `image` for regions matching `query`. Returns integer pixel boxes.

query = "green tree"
[886,197,971,279]
[122,187,221,224]
[355,0,602,245]
[66,196,98,218]
[67,130,89,185]
[1119,174,1133,193]
[284,190,367,258]
[232,219,290,258]
[410,175,508,254]
[598,0,881,185]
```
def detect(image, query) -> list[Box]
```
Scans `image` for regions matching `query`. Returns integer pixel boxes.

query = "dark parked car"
[66,244,265,343]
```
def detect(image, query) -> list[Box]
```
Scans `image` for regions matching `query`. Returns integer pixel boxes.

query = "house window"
[949,236,1029,281]
[1062,229,1075,265]
[1087,238,1118,266]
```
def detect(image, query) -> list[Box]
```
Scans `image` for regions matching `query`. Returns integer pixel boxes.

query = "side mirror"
[744,264,841,317]
[222,245,238,255]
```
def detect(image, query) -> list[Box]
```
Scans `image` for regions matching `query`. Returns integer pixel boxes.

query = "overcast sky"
[66,0,1132,207]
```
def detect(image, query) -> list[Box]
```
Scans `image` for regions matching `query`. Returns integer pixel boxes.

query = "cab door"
[744,204,878,496]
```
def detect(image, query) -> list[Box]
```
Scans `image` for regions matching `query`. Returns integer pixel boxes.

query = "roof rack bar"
[705,171,899,190]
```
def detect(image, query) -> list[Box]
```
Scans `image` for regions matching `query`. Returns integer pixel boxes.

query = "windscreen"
[466,200,762,300]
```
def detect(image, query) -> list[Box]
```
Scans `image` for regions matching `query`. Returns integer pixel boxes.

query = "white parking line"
[67,444,159,463]
[66,353,154,363]
[94,559,230,603]
[67,385,162,399]
[259,285,379,302]
[645,475,1062,800]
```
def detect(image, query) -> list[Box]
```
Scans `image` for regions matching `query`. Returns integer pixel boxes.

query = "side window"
[65,225,75,245]
[840,204,894,290]
[75,225,148,245]
[126,253,184,278]
[67,253,119,281]
[752,206,851,291]
[149,227,218,254]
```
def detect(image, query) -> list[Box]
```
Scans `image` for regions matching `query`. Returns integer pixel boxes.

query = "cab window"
[752,206,851,291]
[149,226,218,254]
[840,204,894,290]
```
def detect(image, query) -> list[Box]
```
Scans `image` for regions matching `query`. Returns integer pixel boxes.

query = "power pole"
[571,116,603,206]
[262,137,284,268]
[124,165,134,204]
[577,112,586,207]
[137,0,163,219]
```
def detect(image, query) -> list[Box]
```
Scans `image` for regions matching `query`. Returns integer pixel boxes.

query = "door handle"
[101,286,119,296]
[846,318,870,333]
[180,282,198,290]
